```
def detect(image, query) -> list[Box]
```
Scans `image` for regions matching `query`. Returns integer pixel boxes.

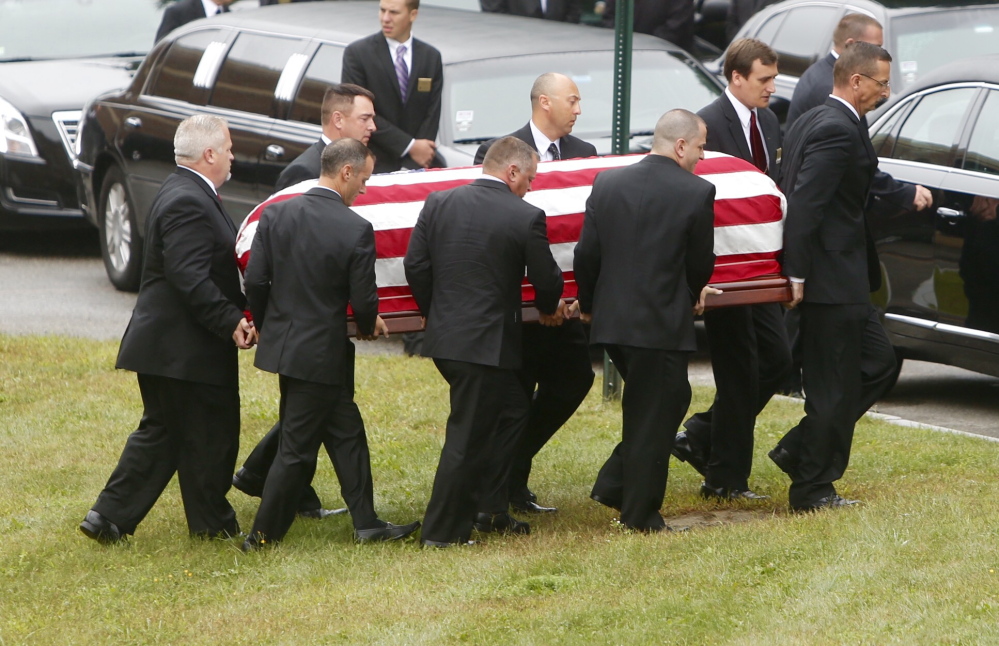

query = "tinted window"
[892,88,977,167]
[891,8,999,92]
[870,101,908,157]
[964,90,999,176]
[290,45,346,125]
[148,30,224,104]
[769,6,840,77]
[210,33,304,116]
[753,12,785,44]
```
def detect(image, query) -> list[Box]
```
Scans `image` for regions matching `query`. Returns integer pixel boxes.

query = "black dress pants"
[422,359,528,543]
[92,373,240,537]
[240,341,365,512]
[590,345,690,531]
[780,303,896,508]
[683,302,791,490]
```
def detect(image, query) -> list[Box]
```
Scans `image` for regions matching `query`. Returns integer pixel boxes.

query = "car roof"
[171,1,688,61]
[898,54,999,92]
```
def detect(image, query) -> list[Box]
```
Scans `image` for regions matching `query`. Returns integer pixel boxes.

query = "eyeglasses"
[859,73,891,90]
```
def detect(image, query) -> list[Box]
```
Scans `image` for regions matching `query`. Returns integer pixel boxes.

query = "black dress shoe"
[473,512,530,535]
[791,494,860,513]
[671,432,708,477]
[231,467,265,498]
[510,499,558,514]
[420,538,476,548]
[768,445,801,480]
[79,510,124,545]
[590,493,621,511]
[354,520,421,543]
[298,507,348,519]
[700,483,771,501]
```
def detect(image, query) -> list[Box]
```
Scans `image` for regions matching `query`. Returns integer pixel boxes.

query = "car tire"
[98,165,143,292]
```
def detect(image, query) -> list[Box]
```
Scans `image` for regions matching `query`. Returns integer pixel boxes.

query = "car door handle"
[936,207,965,219]
[124,116,142,129]
[265,145,285,161]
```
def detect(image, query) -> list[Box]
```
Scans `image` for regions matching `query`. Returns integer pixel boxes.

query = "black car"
[0,0,166,231]
[75,1,724,290]
[867,54,999,381]
[711,0,999,123]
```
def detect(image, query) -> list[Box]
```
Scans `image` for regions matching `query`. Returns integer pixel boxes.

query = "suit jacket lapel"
[177,167,235,236]
[720,98,753,162]
[374,34,404,105]
[513,123,538,152]
[859,115,878,168]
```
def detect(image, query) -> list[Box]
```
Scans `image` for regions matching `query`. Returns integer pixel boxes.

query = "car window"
[891,8,999,92]
[0,0,161,62]
[892,88,977,167]
[289,45,346,125]
[147,30,225,104]
[768,6,840,78]
[446,51,721,144]
[210,33,306,117]
[963,90,999,177]
[870,100,909,157]
[753,12,785,45]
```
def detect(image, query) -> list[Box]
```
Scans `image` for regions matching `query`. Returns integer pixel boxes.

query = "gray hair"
[651,109,704,152]
[320,138,374,177]
[482,136,539,174]
[174,114,228,164]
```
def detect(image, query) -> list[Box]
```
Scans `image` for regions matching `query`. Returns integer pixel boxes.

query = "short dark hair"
[833,41,892,87]
[320,138,375,177]
[482,136,538,173]
[405,0,420,10]
[321,84,376,127]
[833,13,882,49]
[723,38,778,82]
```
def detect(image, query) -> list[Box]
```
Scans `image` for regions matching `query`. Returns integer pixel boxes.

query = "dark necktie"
[547,142,560,161]
[749,111,767,173]
[395,45,409,104]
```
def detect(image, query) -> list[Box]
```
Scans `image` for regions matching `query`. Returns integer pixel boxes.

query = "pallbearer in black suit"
[774,43,898,512]
[479,0,581,23]
[473,73,596,517]
[341,0,443,174]
[405,137,564,547]
[233,84,377,519]
[155,0,231,43]
[272,84,376,193]
[576,110,716,532]
[80,115,254,544]
[242,140,421,550]
[672,39,790,501]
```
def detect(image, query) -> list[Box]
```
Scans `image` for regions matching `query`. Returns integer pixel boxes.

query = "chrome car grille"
[52,110,83,161]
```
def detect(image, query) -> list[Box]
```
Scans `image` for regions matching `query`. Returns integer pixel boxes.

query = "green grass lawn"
[1,334,997,645]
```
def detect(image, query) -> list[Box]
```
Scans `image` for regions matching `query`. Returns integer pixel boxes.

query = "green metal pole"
[602,0,633,400]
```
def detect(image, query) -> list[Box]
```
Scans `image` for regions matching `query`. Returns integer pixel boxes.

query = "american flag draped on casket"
[235,152,790,331]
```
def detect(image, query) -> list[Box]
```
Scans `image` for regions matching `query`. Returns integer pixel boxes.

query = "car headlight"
[0,96,41,158]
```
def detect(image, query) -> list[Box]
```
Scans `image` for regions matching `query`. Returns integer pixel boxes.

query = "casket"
[236,152,791,334]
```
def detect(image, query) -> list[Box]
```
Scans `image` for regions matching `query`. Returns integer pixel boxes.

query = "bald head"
[530,72,582,142]
[651,109,707,173]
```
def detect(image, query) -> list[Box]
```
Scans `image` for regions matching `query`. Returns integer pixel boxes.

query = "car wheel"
[98,165,143,292]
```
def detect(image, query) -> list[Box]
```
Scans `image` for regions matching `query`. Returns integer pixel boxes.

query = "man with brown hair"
[274,84,377,192]
[672,39,790,502]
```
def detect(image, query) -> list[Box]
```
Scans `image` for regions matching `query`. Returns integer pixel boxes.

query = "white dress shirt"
[724,87,769,169]
[202,0,225,17]
[529,120,560,161]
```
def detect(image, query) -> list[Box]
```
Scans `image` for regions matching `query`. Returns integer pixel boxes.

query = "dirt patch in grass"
[666,508,776,530]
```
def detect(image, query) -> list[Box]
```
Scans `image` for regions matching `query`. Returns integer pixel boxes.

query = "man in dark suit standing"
[155,0,232,43]
[480,0,581,23]
[405,137,564,547]
[232,84,377,520]
[273,84,376,192]
[600,0,695,53]
[774,42,898,512]
[672,39,790,501]
[80,115,254,544]
[341,0,443,174]
[242,139,421,550]
[575,109,716,532]
[472,72,596,518]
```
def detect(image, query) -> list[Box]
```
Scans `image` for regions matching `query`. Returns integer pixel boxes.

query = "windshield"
[445,50,722,143]
[891,7,999,91]
[0,0,164,62]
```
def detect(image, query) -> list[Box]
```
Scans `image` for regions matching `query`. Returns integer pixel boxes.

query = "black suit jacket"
[341,33,444,174]
[480,0,581,23]
[244,188,379,386]
[601,0,695,52]
[116,168,245,386]
[697,94,780,181]
[274,140,323,192]
[404,178,563,369]
[574,155,716,351]
[780,98,879,304]
[472,122,597,165]
[155,0,227,43]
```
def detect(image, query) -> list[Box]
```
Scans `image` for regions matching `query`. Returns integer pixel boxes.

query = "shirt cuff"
[789,277,805,283]
[401,139,414,157]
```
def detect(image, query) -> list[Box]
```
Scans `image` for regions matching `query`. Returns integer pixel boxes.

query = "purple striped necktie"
[395,45,409,104]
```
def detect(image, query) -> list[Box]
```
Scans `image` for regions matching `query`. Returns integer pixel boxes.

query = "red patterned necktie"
[749,111,767,173]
